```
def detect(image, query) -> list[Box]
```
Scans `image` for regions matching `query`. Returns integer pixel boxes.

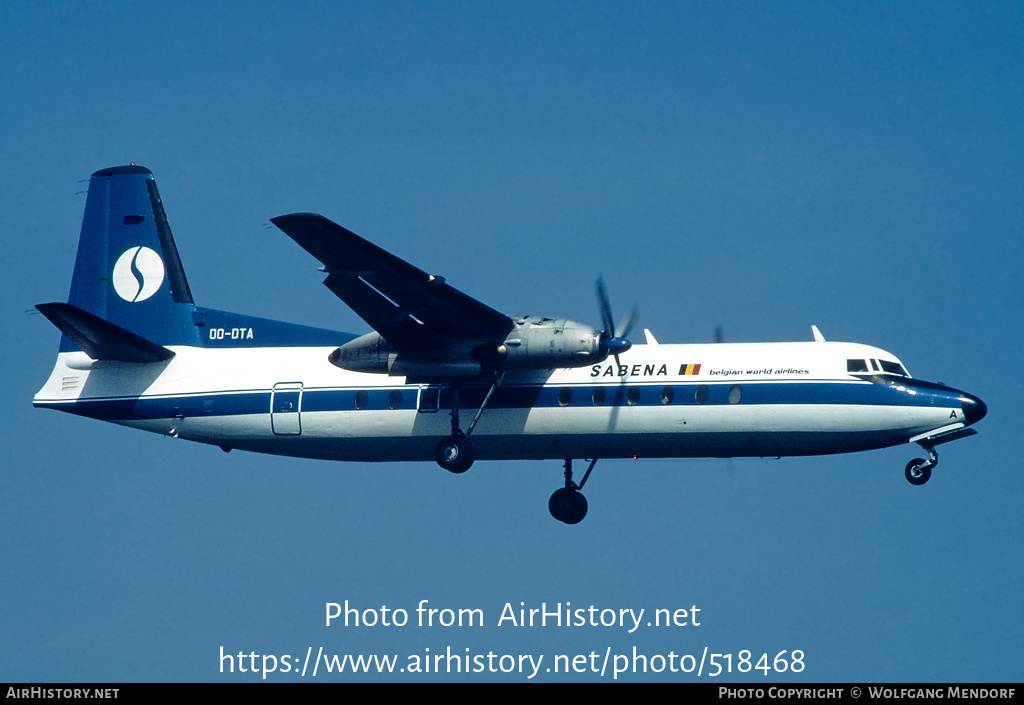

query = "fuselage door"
[271,382,303,435]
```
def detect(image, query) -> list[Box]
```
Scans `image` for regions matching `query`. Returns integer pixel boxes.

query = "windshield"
[879,359,909,377]
[848,358,909,377]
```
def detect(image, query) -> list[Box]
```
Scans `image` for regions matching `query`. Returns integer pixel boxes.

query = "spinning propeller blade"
[596,276,638,365]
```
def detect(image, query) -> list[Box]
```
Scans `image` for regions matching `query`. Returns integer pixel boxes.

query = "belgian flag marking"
[679,363,702,376]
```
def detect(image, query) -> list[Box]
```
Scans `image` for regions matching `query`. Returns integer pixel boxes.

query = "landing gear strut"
[905,444,938,486]
[434,373,504,474]
[549,458,597,524]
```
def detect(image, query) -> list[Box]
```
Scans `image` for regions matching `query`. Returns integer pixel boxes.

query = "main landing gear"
[905,444,939,486]
[431,374,599,523]
[435,432,474,474]
[548,458,597,524]
[434,373,504,475]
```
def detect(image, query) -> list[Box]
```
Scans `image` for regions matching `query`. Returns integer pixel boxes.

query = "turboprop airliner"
[35,165,987,523]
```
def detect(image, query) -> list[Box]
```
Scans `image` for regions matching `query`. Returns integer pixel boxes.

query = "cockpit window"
[879,360,908,377]
[849,357,909,377]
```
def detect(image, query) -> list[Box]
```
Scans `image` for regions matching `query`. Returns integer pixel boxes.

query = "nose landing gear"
[905,444,938,486]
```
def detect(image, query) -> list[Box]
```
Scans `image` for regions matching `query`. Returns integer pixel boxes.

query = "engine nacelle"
[329,332,484,377]
[485,316,606,369]
[329,316,610,377]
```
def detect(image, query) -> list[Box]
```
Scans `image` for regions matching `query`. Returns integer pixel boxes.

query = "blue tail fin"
[59,165,200,349]
[44,165,354,356]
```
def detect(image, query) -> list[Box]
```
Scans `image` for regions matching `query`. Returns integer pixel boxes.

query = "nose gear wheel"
[905,444,939,486]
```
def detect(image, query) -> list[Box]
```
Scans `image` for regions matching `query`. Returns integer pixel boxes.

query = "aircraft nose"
[960,392,988,426]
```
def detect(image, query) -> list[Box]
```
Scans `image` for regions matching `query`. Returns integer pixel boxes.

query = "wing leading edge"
[271,214,514,354]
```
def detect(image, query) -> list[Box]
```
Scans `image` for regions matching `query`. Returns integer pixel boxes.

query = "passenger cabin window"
[626,386,640,406]
[388,390,403,410]
[558,387,572,407]
[728,384,742,404]
[694,385,709,405]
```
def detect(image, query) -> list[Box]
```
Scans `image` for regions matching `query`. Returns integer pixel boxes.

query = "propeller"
[596,276,638,365]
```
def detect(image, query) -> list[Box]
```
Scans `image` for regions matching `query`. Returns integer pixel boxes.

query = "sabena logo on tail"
[112,246,165,302]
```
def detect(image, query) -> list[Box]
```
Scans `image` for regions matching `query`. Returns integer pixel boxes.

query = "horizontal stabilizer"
[36,302,175,363]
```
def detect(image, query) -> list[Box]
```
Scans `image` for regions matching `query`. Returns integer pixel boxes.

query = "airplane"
[35,165,988,524]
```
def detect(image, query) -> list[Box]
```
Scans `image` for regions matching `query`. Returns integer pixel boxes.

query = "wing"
[270,214,514,352]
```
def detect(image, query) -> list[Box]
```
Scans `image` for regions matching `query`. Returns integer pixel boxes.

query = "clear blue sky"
[2,1,1021,682]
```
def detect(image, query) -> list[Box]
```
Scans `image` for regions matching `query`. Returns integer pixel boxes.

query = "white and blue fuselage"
[36,336,983,462]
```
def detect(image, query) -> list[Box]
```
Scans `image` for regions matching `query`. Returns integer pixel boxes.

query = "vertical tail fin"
[60,165,199,349]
